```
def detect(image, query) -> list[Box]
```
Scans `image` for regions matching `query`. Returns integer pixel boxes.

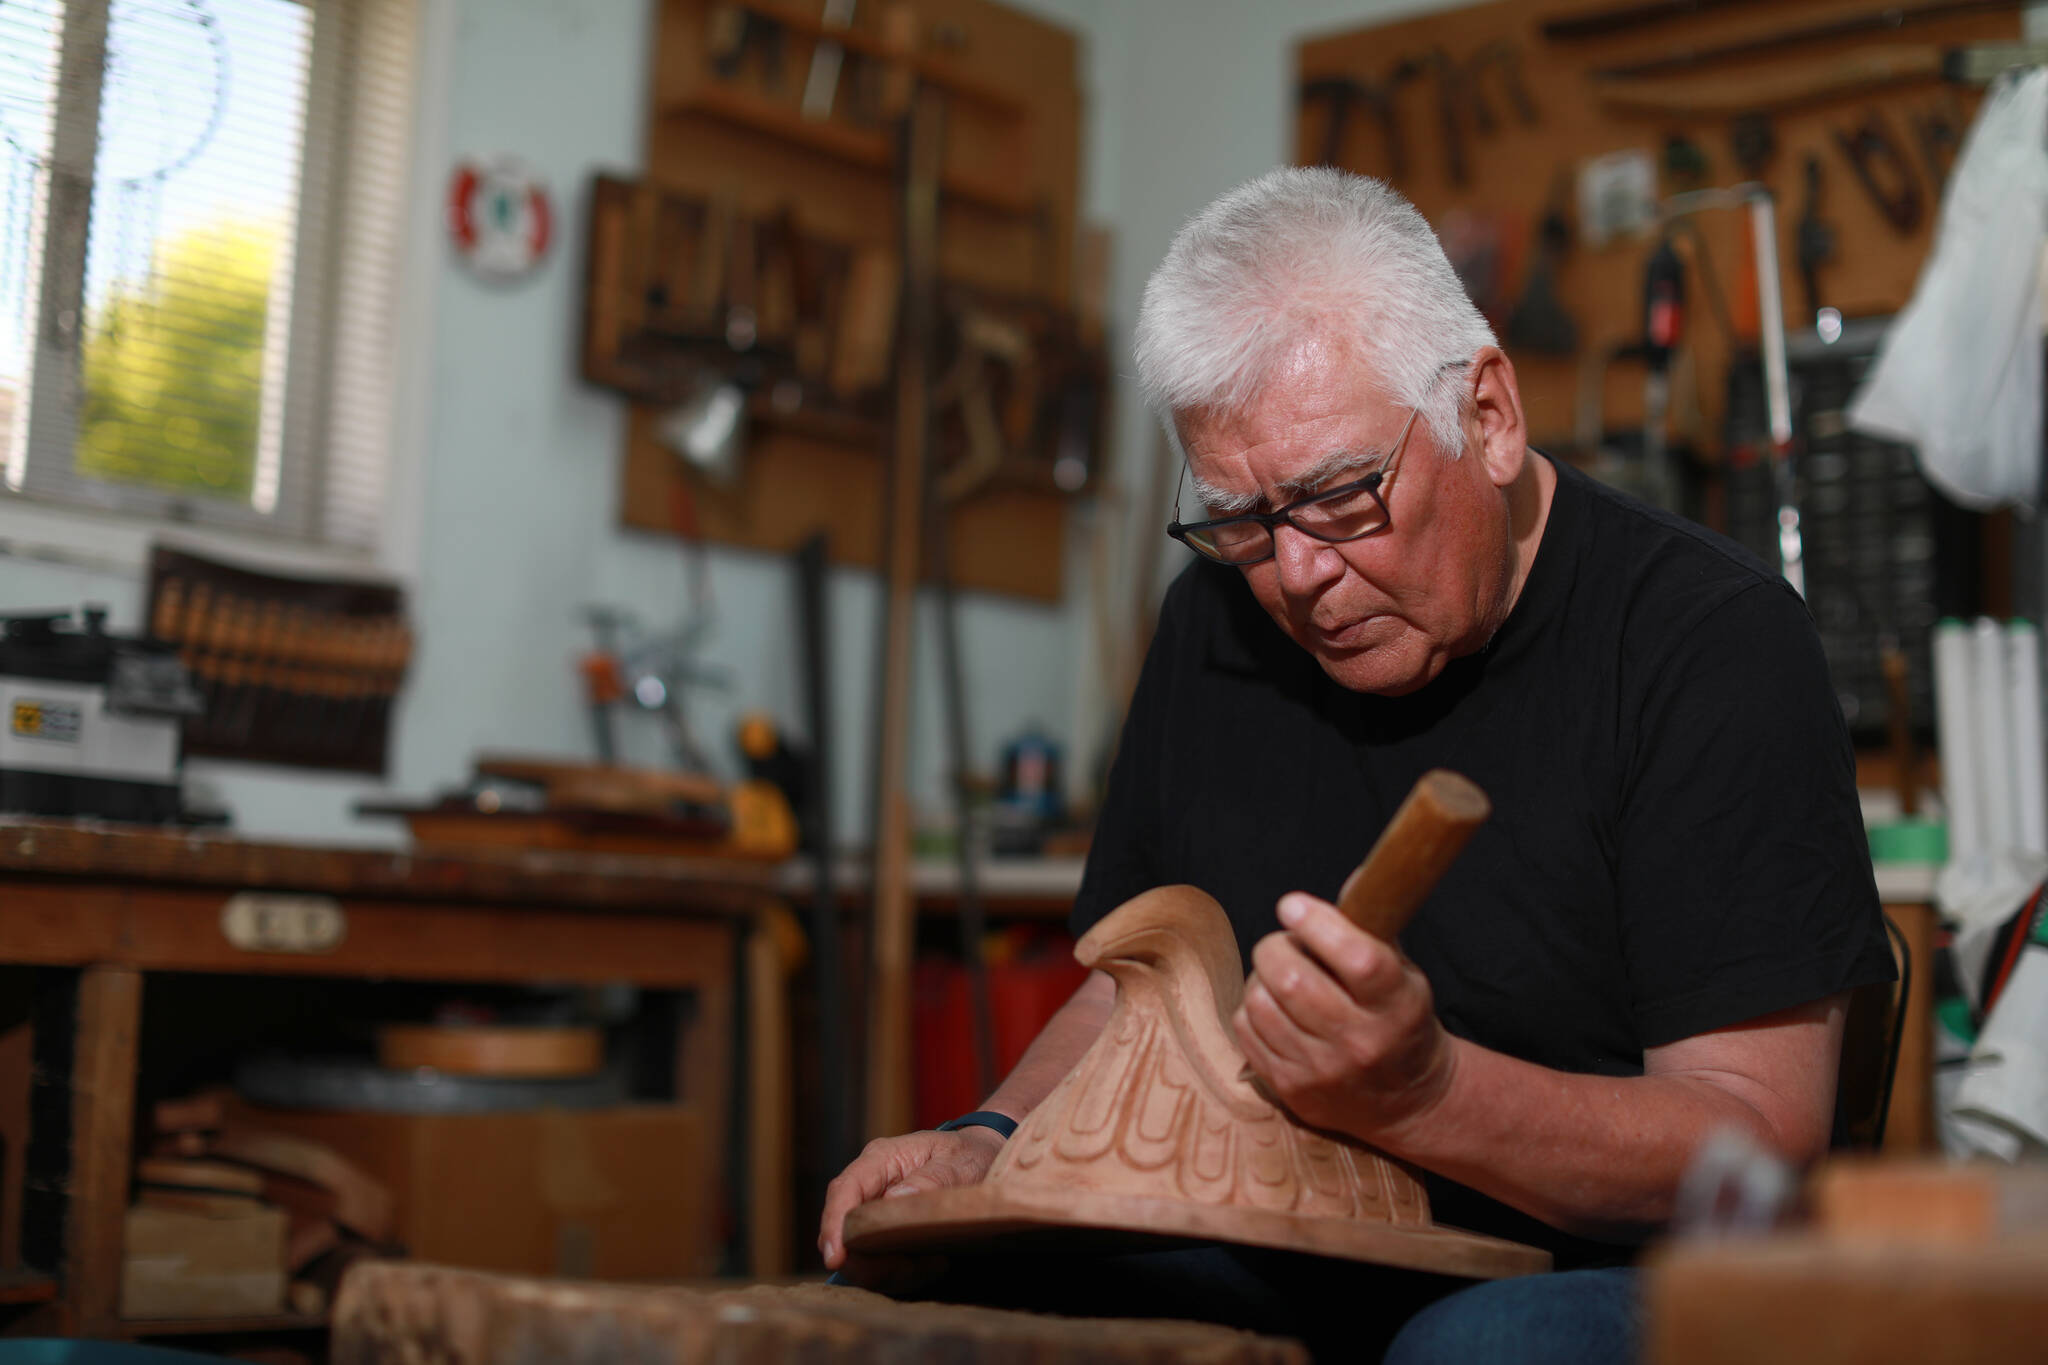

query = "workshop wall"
[0,0,1120,845]
[14,0,2046,843]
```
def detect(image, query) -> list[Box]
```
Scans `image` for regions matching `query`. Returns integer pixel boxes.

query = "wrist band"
[935,1109,1018,1140]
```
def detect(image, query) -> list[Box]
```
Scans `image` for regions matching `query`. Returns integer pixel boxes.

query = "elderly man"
[818,168,1894,1363]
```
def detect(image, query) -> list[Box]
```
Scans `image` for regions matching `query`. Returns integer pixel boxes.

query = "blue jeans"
[1382,1267,1638,1365]
[858,1247,1637,1364]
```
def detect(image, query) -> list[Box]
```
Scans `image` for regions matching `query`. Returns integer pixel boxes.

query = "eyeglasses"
[1167,406,1421,567]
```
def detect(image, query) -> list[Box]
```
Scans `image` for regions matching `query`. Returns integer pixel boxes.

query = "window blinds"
[0,0,415,551]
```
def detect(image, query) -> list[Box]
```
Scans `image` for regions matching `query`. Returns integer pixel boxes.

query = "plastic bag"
[1847,69,2048,511]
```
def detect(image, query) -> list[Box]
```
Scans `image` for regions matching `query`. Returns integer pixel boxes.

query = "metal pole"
[1747,189,1804,598]
[795,533,850,1194]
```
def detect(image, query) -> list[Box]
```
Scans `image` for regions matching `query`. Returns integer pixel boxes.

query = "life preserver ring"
[447,157,552,281]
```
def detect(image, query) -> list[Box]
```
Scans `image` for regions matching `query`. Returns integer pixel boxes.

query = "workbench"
[0,818,796,1340]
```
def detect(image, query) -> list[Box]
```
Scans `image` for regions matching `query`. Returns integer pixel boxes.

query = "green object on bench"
[1868,818,1947,864]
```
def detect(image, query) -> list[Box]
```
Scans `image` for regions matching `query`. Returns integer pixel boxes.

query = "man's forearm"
[1375,1028,1828,1240]
[978,969,1114,1123]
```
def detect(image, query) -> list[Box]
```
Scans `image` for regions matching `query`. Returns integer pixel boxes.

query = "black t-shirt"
[1071,456,1895,1268]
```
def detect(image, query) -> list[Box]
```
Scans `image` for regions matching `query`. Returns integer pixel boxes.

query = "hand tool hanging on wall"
[1729,114,1776,179]
[1909,97,1964,190]
[707,3,786,88]
[580,608,627,764]
[1728,116,1775,342]
[932,305,1035,502]
[802,0,858,119]
[867,63,947,1141]
[1796,156,1836,324]
[1463,41,1538,133]
[1411,49,1469,186]
[1395,42,1536,186]
[1744,188,1802,598]
[1662,133,1711,190]
[1298,75,1408,178]
[1640,237,1687,512]
[1505,170,1579,355]
[1834,109,1924,234]
[1591,0,2036,80]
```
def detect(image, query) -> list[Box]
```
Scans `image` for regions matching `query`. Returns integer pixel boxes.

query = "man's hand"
[1233,891,1457,1138]
[817,1125,1007,1287]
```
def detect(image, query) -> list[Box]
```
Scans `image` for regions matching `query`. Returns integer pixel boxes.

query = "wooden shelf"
[0,1267,57,1305]
[739,399,1089,498]
[747,391,885,447]
[666,84,1035,216]
[117,1310,326,1337]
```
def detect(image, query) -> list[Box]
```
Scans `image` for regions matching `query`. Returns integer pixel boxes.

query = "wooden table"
[0,818,795,1339]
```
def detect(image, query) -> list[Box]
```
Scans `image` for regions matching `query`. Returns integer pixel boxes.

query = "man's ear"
[1469,347,1528,489]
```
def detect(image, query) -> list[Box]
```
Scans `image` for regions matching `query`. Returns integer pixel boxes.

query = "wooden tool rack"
[0,819,798,1340]
[599,0,1091,603]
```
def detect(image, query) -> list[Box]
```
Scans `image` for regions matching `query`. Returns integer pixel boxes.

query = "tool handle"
[1235,769,1490,1095]
[1333,769,1491,943]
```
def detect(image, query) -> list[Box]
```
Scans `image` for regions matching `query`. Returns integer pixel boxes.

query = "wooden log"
[331,1262,1310,1365]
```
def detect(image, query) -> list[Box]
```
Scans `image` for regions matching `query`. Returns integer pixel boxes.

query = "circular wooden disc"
[844,1185,1552,1280]
[377,1025,603,1077]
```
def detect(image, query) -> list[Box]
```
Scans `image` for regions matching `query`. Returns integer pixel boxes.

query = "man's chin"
[1308,639,1440,696]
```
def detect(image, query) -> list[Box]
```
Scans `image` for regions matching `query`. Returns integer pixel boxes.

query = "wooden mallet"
[1239,768,1491,1088]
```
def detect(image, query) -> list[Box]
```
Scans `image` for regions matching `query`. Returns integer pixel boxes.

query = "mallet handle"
[1238,769,1489,1093]
[1334,769,1491,944]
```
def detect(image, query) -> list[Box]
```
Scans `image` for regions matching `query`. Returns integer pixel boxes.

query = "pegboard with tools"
[1295,0,2021,466]
[604,0,1097,602]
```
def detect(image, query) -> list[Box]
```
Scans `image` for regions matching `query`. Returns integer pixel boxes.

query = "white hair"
[1134,167,1496,456]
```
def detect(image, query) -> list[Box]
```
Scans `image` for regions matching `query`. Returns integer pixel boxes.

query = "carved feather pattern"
[988,886,1430,1228]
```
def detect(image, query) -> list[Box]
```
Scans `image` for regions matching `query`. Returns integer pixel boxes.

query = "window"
[0,0,414,550]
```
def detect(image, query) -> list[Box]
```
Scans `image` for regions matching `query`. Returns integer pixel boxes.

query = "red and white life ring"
[447,156,552,281]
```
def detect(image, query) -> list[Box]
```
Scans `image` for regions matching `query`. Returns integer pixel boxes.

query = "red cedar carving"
[847,771,1550,1278]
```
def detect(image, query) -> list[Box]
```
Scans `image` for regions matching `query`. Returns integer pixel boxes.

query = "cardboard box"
[121,1203,287,1320]
[225,1103,716,1279]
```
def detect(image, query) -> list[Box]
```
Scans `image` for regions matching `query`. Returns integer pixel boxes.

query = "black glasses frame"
[1166,406,1422,566]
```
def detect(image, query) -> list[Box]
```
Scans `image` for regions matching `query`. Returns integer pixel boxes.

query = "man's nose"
[1271,523,1343,595]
